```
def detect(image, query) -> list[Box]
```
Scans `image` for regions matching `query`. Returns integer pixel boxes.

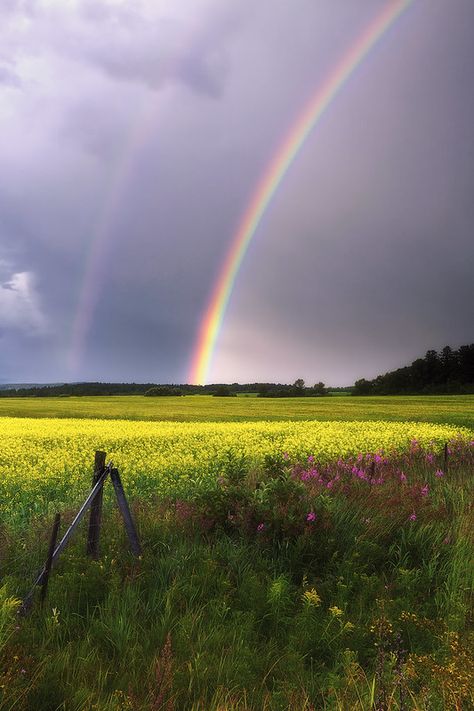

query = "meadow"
[0,416,468,526]
[0,394,473,428]
[0,396,473,709]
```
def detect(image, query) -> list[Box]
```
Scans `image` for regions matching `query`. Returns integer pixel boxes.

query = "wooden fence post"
[443,443,449,473]
[110,468,142,557]
[86,450,107,558]
[40,513,61,606]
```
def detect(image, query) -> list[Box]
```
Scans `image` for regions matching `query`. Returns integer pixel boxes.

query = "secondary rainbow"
[68,18,200,375]
[189,0,414,385]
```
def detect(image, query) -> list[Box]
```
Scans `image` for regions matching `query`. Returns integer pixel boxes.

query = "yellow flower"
[0,414,468,522]
[329,606,343,617]
[302,588,321,607]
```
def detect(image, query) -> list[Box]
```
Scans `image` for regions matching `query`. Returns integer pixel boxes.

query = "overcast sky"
[1,0,473,385]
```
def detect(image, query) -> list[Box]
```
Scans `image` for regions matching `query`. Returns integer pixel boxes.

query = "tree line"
[1,343,472,398]
[353,344,474,395]
[0,380,334,398]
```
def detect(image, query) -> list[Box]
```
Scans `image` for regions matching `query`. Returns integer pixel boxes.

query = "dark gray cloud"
[0,0,473,385]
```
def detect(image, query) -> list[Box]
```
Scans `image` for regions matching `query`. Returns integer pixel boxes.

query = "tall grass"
[0,441,473,709]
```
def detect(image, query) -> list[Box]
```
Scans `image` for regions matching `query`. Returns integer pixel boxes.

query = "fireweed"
[0,416,469,526]
[0,420,472,710]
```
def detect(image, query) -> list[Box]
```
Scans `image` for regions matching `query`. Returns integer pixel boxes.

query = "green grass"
[0,394,473,428]
[1,396,473,709]
[1,446,473,710]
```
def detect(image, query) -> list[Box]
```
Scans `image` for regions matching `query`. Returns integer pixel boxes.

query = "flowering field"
[1,409,473,710]
[0,416,469,524]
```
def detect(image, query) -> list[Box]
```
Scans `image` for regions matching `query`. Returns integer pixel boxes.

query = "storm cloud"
[0,0,473,384]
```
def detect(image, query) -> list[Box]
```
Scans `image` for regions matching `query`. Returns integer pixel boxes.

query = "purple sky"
[0,0,473,385]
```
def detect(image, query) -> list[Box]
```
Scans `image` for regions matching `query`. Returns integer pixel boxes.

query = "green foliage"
[353,343,474,395]
[212,385,236,397]
[0,583,20,654]
[0,405,473,708]
[144,386,183,396]
[313,381,328,396]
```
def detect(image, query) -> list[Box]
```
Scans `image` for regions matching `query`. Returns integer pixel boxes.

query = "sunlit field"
[0,415,468,525]
[0,394,473,428]
[1,399,473,709]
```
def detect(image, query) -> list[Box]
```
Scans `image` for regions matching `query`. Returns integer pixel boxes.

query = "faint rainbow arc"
[68,99,165,375]
[68,17,202,375]
[189,0,414,385]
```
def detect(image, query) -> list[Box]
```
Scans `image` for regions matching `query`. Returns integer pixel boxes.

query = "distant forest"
[1,344,473,398]
[353,344,474,395]
[0,381,341,398]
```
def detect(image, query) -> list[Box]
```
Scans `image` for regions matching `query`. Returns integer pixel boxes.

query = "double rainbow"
[189,0,414,385]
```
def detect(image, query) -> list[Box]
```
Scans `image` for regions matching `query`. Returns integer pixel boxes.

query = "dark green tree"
[213,385,235,397]
[313,382,327,396]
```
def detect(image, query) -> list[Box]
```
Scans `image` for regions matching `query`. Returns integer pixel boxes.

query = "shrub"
[212,385,236,397]
[144,386,183,397]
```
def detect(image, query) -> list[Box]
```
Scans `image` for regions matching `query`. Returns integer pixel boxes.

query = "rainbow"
[189,0,414,385]
[68,99,164,375]
[68,17,200,375]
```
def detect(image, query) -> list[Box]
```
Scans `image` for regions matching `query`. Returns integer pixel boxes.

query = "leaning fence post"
[110,467,142,557]
[443,443,449,473]
[40,513,61,606]
[20,467,109,615]
[86,450,107,558]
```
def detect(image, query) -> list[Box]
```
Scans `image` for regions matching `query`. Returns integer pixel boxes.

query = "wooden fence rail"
[20,452,140,615]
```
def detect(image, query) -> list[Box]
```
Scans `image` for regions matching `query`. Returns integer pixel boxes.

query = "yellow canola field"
[0,417,469,523]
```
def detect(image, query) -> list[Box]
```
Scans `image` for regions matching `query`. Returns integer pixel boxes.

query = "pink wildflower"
[306,511,316,522]
[308,455,315,463]
[282,452,289,460]
[409,512,417,522]
[399,472,407,482]
[435,469,444,478]
[420,484,429,496]
[257,523,265,532]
